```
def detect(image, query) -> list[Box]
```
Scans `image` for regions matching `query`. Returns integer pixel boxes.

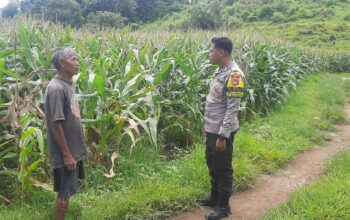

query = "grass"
[0,73,347,219]
[144,1,350,51]
[262,150,350,220]
[253,19,350,51]
[337,72,350,99]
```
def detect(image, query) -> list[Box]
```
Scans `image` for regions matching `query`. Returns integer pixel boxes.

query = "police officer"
[199,37,245,220]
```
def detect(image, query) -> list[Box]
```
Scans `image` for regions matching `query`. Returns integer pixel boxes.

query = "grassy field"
[263,149,350,219]
[262,72,350,219]
[0,73,347,219]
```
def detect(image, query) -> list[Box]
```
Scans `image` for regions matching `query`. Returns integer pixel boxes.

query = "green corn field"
[1,18,350,217]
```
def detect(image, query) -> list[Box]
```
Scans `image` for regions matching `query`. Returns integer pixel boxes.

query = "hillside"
[1,0,349,49]
[145,0,350,50]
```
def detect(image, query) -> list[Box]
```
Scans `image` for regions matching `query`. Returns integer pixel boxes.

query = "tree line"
[0,0,185,28]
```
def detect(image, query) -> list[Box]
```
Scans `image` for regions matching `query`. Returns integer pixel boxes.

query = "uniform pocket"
[211,82,224,100]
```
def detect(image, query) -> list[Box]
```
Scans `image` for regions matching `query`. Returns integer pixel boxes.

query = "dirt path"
[171,103,350,220]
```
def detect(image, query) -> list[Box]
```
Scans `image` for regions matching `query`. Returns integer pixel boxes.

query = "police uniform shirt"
[204,62,245,138]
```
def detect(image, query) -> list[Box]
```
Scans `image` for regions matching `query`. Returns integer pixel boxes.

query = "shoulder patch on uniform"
[227,70,244,88]
[226,70,244,98]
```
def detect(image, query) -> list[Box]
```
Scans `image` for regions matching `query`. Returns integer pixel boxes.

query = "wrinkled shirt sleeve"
[218,71,244,138]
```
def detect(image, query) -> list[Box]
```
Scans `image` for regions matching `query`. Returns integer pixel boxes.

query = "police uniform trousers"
[205,131,237,206]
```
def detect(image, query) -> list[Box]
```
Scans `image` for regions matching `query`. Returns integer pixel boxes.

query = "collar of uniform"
[215,62,233,75]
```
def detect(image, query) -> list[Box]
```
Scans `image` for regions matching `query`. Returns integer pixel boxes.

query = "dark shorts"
[53,160,85,199]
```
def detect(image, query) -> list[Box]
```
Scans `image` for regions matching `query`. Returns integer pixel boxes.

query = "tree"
[135,0,183,22]
[135,0,156,22]
[87,11,127,28]
[81,0,118,17]
[259,5,275,19]
[20,0,45,17]
[187,1,222,29]
[188,2,222,29]
[116,0,136,21]
[20,0,83,26]
[1,3,18,18]
[226,0,237,5]
[44,0,83,26]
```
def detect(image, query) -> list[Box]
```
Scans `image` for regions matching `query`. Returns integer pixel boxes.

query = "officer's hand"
[216,138,226,151]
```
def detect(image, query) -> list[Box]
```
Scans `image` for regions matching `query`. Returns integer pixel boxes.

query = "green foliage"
[18,0,184,27]
[0,73,346,219]
[81,0,119,17]
[117,0,136,20]
[86,11,126,28]
[318,76,347,125]
[238,43,320,117]
[344,14,350,21]
[342,79,350,97]
[185,1,222,29]
[259,5,275,19]
[18,114,46,198]
[44,0,83,27]
[1,3,18,19]
[0,18,348,206]
[263,150,350,220]
[271,12,286,23]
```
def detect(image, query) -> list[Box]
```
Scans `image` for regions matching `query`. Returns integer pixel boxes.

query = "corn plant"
[18,113,46,198]
[1,18,349,200]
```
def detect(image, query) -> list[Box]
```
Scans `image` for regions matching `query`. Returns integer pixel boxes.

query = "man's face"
[209,43,221,65]
[61,54,79,75]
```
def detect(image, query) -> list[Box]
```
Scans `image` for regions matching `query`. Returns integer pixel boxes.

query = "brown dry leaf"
[124,128,137,155]
[128,118,140,136]
[29,177,56,195]
[0,194,11,203]
[103,152,119,178]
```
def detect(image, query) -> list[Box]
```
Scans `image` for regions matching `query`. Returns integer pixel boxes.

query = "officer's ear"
[219,49,225,57]
[219,49,229,57]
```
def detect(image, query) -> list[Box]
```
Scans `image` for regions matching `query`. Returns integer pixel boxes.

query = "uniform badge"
[231,73,240,86]
[214,84,220,97]
[226,70,244,98]
[228,70,244,88]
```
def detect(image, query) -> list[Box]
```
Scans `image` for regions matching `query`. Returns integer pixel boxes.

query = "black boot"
[206,192,231,220]
[198,184,219,207]
[198,196,218,207]
[206,205,231,220]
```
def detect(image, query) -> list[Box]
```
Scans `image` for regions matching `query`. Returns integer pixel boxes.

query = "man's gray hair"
[52,47,77,70]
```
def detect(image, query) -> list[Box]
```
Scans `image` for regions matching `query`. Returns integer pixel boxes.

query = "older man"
[44,48,87,220]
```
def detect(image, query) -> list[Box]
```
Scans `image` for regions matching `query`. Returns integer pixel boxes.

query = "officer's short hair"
[211,37,233,55]
[52,47,77,70]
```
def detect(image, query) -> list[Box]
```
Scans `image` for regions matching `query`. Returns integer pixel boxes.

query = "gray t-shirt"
[44,77,87,168]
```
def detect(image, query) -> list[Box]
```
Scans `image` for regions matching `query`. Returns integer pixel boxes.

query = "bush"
[259,5,275,19]
[188,3,222,29]
[87,11,127,28]
[334,23,348,32]
[225,17,241,29]
[298,8,316,19]
[271,12,286,23]
[344,14,350,21]
[247,15,258,22]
